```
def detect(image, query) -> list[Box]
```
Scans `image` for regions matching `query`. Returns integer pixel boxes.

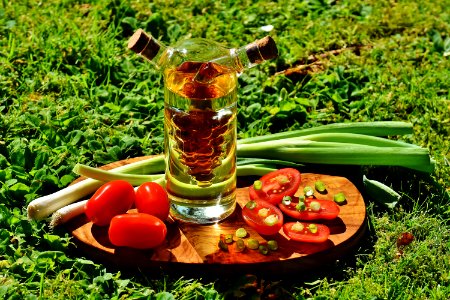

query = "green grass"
[1,0,449,299]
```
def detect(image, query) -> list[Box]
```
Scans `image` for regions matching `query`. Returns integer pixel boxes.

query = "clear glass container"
[128,29,278,224]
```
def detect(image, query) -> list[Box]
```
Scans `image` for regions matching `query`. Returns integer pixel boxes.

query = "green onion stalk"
[27,121,434,224]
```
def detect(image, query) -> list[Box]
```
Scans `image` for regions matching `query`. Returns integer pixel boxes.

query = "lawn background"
[1,0,449,299]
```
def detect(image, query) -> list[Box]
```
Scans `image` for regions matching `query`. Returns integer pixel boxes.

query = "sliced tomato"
[242,199,284,236]
[283,221,330,243]
[279,198,340,221]
[135,182,170,221]
[108,213,167,249]
[248,168,301,205]
[84,180,135,226]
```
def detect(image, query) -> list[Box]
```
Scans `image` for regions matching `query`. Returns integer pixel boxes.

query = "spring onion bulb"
[50,200,87,228]
[27,155,165,221]
[27,179,103,221]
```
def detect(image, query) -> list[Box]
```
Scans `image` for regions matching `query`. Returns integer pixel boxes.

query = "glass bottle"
[128,29,278,224]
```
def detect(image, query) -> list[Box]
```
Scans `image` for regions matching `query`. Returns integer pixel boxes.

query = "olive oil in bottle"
[128,29,278,223]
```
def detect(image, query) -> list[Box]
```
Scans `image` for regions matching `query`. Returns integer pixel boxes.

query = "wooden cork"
[246,36,278,64]
[128,29,161,60]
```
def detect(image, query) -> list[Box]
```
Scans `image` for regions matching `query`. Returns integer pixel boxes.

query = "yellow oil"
[163,62,237,223]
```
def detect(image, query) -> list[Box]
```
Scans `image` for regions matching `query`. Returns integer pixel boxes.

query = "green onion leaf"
[308,224,318,234]
[263,214,279,226]
[267,240,278,251]
[245,201,257,210]
[310,201,321,212]
[258,245,269,255]
[235,228,248,238]
[334,192,347,204]
[247,238,259,250]
[253,180,263,190]
[304,186,314,196]
[296,202,306,211]
[314,180,327,193]
[282,195,292,205]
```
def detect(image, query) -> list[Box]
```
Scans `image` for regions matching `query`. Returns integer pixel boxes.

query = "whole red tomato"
[84,180,135,226]
[135,182,170,221]
[108,213,167,249]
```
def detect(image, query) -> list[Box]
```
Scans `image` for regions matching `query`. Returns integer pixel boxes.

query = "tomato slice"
[283,221,330,243]
[242,199,284,236]
[248,168,301,205]
[84,180,135,226]
[108,213,167,249]
[135,182,170,221]
[278,198,340,221]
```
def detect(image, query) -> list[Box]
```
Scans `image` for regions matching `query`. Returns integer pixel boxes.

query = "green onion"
[237,121,414,144]
[237,135,434,173]
[247,238,260,250]
[296,202,306,211]
[291,222,305,232]
[263,214,279,226]
[314,181,327,193]
[267,240,278,251]
[282,196,292,205]
[236,164,277,176]
[49,199,87,228]
[253,180,263,190]
[246,201,257,210]
[28,121,434,224]
[235,228,248,238]
[73,164,164,186]
[258,208,270,218]
[308,224,318,234]
[235,239,246,252]
[304,186,314,196]
[27,156,165,221]
[310,201,321,212]
[334,192,347,204]
[218,239,228,251]
[258,245,269,255]
[225,234,234,244]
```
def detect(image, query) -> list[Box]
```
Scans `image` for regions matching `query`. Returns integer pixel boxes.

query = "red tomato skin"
[242,200,284,236]
[85,180,135,226]
[248,168,301,205]
[108,213,167,249]
[135,182,170,221]
[283,222,330,243]
[278,199,340,221]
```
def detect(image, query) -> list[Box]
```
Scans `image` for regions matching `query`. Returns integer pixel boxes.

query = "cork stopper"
[245,36,278,64]
[128,29,161,61]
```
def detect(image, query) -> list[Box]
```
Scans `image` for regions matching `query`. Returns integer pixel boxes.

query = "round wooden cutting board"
[66,156,366,276]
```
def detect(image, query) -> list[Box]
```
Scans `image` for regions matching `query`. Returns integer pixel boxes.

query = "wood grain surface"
[66,156,367,275]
